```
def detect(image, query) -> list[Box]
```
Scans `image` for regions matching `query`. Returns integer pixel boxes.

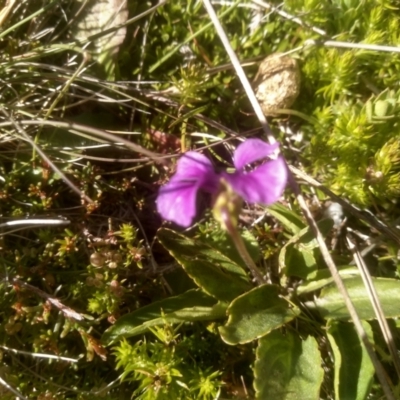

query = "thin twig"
[253,0,400,54]
[0,119,166,162]
[10,353,122,395]
[0,218,70,228]
[11,278,84,321]
[307,39,400,54]
[202,0,275,144]
[251,0,327,36]
[0,376,29,400]
[0,217,70,236]
[0,345,78,363]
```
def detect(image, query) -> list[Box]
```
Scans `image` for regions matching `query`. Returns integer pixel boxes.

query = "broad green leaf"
[327,320,374,400]
[267,203,306,235]
[219,285,300,344]
[279,219,334,280]
[157,228,252,302]
[254,330,323,400]
[297,267,359,295]
[305,276,400,320]
[102,289,225,344]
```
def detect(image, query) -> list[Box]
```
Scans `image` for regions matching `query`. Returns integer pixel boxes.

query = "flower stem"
[213,178,265,285]
[223,215,265,285]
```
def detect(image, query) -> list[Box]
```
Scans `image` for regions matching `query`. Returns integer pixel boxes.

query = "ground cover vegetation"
[0,0,400,399]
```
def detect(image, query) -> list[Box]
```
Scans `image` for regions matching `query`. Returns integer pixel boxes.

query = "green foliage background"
[0,0,399,399]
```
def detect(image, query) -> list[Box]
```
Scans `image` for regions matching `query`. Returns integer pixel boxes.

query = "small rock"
[254,53,301,116]
[324,202,344,228]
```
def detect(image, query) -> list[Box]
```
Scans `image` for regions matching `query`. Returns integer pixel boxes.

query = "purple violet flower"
[157,139,288,227]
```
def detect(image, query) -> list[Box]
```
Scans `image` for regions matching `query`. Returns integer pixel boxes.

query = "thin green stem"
[223,211,265,285]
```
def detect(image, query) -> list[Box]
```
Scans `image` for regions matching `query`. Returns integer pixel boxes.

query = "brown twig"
[11,278,84,322]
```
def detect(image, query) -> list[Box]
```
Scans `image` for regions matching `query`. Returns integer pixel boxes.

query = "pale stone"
[254,53,301,116]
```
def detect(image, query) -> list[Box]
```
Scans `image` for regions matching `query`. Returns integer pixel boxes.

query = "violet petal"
[172,151,213,176]
[223,155,288,205]
[233,139,279,169]
[156,178,202,227]
[156,152,218,227]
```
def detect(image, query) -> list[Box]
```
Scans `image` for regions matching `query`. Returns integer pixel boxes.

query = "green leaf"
[327,320,374,400]
[219,285,300,344]
[102,289,224,344]
[305,276,400,320]
[267,203,306,235]
[279,219,334,280]
[157,228,252,302]
[297,267,359,295]
[254,330,324,400]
